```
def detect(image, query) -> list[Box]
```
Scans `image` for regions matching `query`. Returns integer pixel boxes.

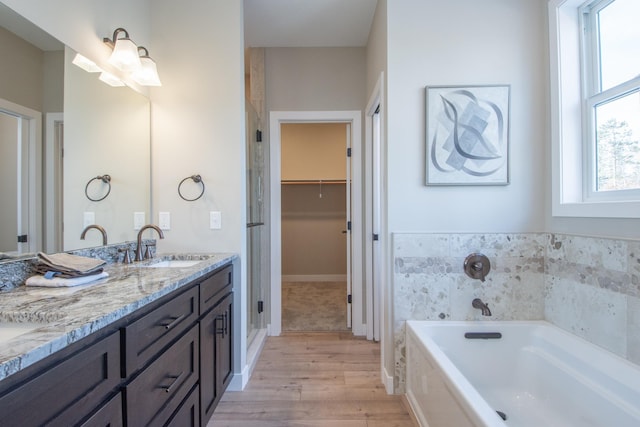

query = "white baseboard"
[228,328,268,391]
[282,274,347,282]
[382,365,394,395]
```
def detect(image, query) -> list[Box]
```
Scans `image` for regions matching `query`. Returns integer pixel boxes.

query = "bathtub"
[405,321,640,427]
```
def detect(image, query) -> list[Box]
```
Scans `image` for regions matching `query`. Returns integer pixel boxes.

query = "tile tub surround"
[0,240,157,291]
[0,252,237,381]
[392,232,640,393]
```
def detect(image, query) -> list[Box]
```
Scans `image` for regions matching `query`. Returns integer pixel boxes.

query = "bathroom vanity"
[0,253,236,426]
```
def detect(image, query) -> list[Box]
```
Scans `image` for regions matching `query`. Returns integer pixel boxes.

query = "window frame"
[550,0,640,217]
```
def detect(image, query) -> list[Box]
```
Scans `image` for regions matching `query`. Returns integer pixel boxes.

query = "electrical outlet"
[83,212,95,228]
[133,212,145,230]
[158,212,171,230]
[210,211,222,229]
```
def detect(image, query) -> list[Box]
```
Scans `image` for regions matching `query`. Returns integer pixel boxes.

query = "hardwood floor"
[208,332,417,427]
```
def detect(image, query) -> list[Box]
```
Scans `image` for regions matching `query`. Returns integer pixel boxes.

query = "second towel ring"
[178,174,205,201]
[85,174,111,202]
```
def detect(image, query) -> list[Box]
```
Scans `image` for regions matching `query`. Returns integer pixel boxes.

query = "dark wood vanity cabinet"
[0,262,234,427]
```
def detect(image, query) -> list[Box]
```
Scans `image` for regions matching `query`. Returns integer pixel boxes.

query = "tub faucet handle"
[464,253,491,282]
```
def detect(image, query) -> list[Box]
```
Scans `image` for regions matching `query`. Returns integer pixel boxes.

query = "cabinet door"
[0,331,121,427]
[216,293,233,396]
[200,292,233,425]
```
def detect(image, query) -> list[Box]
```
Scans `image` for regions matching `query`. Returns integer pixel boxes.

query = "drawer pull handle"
[224,312,228,336]
[216,314,225,336]
[161,314,186,330]
[163,371,185,393]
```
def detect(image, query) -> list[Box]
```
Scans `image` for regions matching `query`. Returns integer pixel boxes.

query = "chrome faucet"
[80,224,108,246]
[135,224,164,261]
[472,298,492,316]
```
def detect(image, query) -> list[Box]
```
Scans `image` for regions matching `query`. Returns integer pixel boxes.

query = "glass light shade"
[72,53,102,73]
[132,57,162,86]
[98,71,125,87]
[108,37,141,72]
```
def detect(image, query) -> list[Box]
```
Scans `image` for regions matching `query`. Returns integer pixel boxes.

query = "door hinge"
[256,129,262,142]
[17,235,28,243]
[347,221,351,231]
[347,147,352,157]
[373,233,379,241]
[347,294,352,304]
[257,300,264,314]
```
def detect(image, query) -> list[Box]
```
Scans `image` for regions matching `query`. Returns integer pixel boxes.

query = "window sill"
[552,199,640,218]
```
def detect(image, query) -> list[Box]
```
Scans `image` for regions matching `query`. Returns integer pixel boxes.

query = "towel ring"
[85,174,112,202]
[178,174,205,201]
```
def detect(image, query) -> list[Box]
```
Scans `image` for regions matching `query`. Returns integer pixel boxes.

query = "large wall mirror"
[0,1,150,257]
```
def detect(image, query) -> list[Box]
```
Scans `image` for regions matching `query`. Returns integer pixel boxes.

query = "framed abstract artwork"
[426,85,510,185]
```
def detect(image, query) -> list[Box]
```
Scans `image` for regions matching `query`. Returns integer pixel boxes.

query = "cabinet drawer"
[199,265,232,314]
[124,286,198,376]
[125,325,199,427]
[0,331,121,427]
[165,384,200,427]
[80,392,123,427]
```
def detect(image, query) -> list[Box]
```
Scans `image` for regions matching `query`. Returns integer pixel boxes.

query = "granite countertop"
[0,252,237,382]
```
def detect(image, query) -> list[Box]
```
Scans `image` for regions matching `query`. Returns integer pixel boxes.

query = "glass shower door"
[246,101,265,343]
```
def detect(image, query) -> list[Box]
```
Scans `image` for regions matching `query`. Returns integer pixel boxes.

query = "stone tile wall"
[393,232,640,393]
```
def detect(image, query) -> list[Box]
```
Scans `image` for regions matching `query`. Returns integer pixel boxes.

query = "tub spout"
[472,298,492,316]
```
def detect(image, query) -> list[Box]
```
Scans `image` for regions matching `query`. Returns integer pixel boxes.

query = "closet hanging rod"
[281,179,347,185]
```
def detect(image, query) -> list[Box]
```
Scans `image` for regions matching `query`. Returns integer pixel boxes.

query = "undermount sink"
[0,323,42,343]
[143,260,201,268]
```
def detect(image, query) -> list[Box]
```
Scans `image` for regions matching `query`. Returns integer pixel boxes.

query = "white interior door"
[372,108,382,341]
[0,99,42,254]
[0,112,19,253]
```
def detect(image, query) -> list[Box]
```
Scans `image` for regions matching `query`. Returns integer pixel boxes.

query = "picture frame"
[425,85,510,185]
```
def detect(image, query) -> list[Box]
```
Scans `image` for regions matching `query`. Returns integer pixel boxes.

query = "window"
[550,0,640,217]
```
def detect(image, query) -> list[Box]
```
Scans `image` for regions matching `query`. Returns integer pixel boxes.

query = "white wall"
[386,0,547,234]
[265,47,366,111]
[385,0,548,392]
[149,0,246,388]
[365,0,391,389]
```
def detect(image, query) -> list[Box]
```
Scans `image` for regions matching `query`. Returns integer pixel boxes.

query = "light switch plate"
[210,211,222,229]
[159,212,171,230]
[133,212,145,230]
[83,212,95,228]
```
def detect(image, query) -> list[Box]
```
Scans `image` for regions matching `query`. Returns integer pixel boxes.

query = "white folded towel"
[25,272,109,288]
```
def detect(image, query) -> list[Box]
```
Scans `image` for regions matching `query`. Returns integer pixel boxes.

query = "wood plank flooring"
[208,332,417,427]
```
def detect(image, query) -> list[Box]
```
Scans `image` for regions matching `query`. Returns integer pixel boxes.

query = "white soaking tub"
[405,321,640,427]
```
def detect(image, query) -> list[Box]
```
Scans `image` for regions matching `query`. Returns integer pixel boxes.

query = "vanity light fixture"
[103,28,141,72]
[71,53,101,73]
[103,28,162,87]
[131,47,162,86]
[98,71,125,87]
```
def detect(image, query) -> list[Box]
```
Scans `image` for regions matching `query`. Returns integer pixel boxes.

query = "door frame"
[269,110,363,336]
[365,74,383,342]
[0,98,42,254]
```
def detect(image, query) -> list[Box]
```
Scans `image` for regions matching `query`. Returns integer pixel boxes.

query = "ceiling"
[0,2,62,51]
[244,0,378,48]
